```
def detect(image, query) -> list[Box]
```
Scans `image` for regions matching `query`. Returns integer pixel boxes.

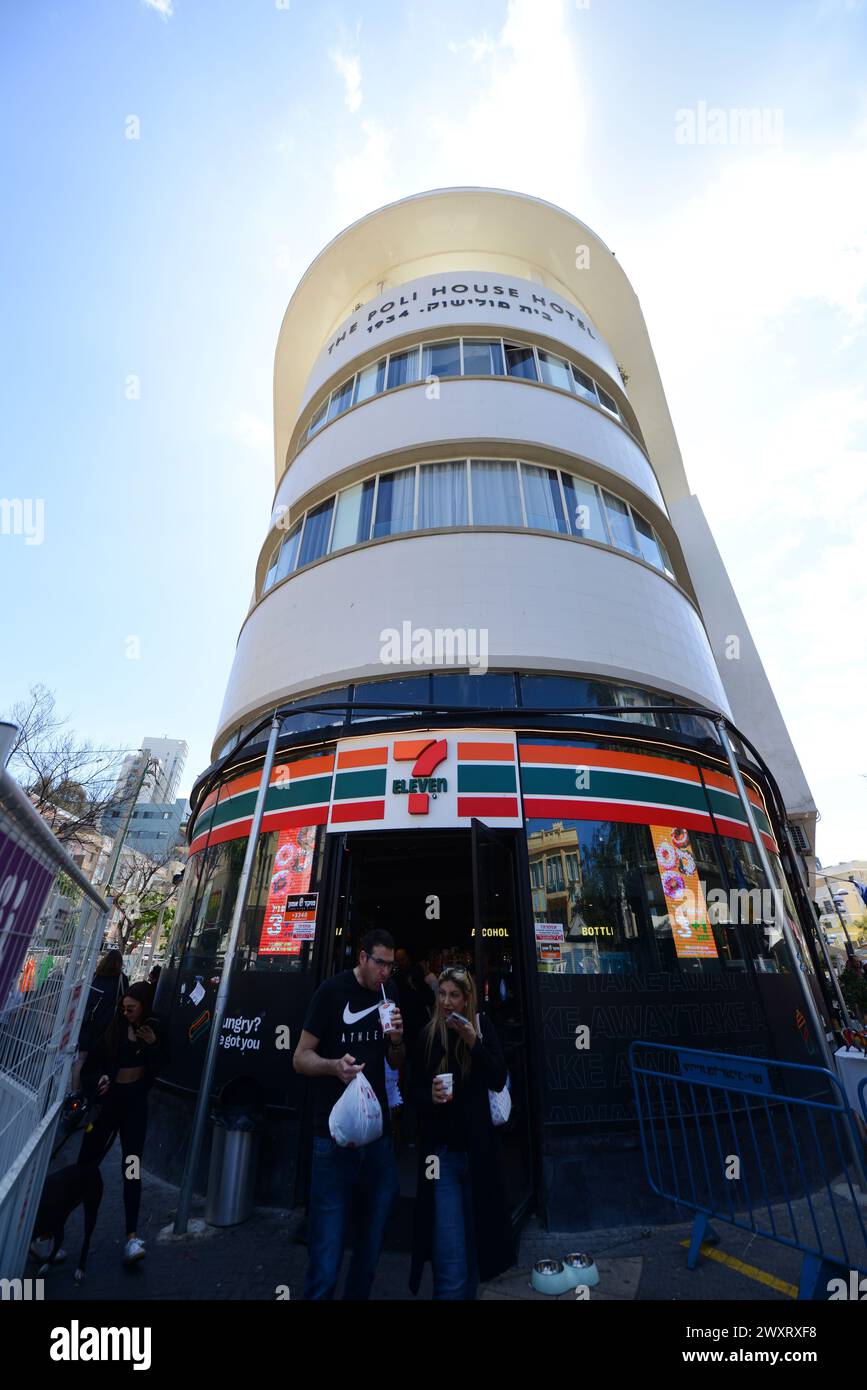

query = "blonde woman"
[407,966,515,1299]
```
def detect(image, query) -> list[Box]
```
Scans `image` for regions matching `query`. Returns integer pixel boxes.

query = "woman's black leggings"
[77,1079,149,1233]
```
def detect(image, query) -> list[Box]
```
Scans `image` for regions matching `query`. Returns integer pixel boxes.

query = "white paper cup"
[378,1001,395,1032]
[437,1073,454,1100]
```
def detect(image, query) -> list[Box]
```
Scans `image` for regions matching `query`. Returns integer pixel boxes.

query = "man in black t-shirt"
[294,929,404,1300]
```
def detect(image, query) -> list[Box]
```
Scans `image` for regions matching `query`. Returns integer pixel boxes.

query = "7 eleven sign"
[327,729,522,831]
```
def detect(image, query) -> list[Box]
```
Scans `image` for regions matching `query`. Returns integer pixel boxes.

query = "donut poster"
[258,826,317,956]
[649,826,718,960]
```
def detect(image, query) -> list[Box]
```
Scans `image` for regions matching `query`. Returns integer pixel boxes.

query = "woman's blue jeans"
[304,1133,399,1300]
[432,1146,478,1300]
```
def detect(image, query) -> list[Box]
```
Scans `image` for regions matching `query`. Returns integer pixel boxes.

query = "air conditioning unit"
[789,823,810,853]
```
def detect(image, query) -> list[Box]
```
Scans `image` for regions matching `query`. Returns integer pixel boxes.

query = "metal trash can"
[205,1078,264,1227]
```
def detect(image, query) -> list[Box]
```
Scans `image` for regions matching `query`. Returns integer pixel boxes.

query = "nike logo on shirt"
[343,1002,381,1025]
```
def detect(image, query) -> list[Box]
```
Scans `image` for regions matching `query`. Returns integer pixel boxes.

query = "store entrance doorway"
[313,824,536,1244]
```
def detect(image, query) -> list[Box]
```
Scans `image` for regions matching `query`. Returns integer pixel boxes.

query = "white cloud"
[448,33,497,62]
[424,0,587,207]
[332,120,393,225]
[141,0,173,17]
[331,50,362,113]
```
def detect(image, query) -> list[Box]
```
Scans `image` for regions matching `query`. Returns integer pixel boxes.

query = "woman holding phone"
[77,982,164,1265]
[407,965,515,1299]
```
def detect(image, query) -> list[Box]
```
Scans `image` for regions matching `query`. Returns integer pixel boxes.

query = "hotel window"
[561,474,607,543]
[631,511,664,570]
[529,860,544,890]
[275,519,302,580]
[418,461,468,529]
[537,350,573,392]
[656,534,676,579]
[596,384,620,417]
[504,343,539,381]
[470,460,523,526]
[521,464,568,534]
[422,340,461,379]
[353,358,386,405]
[263,540,281,593]
[327,377,354,422]
[565,853,581,884]
[462,339,505,376]
[298,498,335,568]
[307,399,328,439]
[571,365,598,404]
[601,490,641,556]
[386,347,421,389]
[331,480,375,551]
[373,467,415,538]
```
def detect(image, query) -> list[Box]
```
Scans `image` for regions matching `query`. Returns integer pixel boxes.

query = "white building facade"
[153,191,836,1226]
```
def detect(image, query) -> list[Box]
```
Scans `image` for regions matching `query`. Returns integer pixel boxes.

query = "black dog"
[29,1163,104,1281]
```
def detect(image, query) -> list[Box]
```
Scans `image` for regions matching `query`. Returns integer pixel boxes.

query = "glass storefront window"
[386,347,420,389]
[560,474,607,543]
[350,676,430,722]
[298,498,335,567]
[519,674,615,712]
[471,460,523,526]
[504,343,538,381]
[418,461,468,529]
[331,480,375,550]
[537,350,573,392]
[601,490,641,555]
[275,519,302,581]
[431,672,518,707]
[521,464,568,534]
[373,467,416,538]
[422,340,461,379]
[353,358,386,405]
[462,339,504,376]
[280,687,350,734]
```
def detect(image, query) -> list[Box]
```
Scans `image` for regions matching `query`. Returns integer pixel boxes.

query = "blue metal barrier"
[629,1042,867,1300]
[859,1074,867,1125]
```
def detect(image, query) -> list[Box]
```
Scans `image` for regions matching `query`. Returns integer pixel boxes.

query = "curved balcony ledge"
[215,530,729,752]
[274,376,666,519]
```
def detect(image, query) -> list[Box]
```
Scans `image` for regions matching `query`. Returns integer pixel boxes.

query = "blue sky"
[1,0,865,864]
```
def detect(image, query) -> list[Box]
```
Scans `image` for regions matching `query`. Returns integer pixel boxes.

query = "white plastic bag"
[476,1014,512,1126]
[328,1073,383,1148]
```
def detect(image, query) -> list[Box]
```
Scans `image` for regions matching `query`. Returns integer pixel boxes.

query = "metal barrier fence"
[629,1041,867,1300]
[0,762,108,1279]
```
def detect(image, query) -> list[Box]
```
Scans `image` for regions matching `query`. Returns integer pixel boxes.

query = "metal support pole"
[785,832,852,1031]
[144,900,167,976]
[819,872,856,959]
[173,714,281,1234]
[715,720,836,1074]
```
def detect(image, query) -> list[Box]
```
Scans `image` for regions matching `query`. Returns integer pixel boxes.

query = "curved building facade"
[151,190,831,1229]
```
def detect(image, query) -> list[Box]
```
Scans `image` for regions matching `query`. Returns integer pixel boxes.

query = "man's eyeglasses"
[365,954,396,972]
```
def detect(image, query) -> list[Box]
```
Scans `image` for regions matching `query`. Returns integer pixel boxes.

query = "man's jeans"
[304,1132,399,1300]
[432,1146,479,1300]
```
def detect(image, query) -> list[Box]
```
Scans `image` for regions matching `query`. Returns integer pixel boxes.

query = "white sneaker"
[122,1237,146,1265]
[30,1239,66,1263]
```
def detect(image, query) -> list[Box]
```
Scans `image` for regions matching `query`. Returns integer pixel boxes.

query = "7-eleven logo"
[392,738,448,814]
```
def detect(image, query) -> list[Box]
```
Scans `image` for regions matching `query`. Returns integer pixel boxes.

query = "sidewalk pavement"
[35,1141,862,1302]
